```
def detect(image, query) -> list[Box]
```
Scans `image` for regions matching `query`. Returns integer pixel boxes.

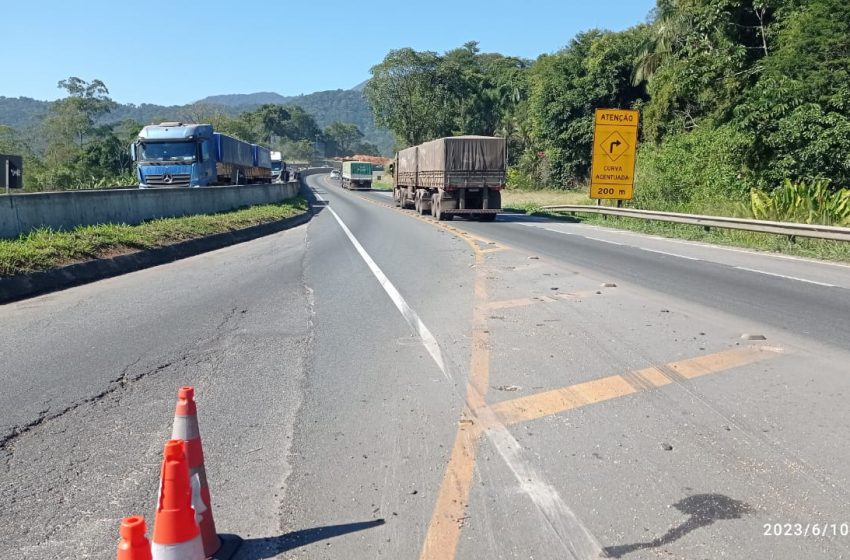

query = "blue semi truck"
[131,122,273,187]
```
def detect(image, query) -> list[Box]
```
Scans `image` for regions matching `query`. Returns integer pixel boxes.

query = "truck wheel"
[431,194,438,218]
[436,198,453,221]
[414,194,421,213]
[393,189,401,207]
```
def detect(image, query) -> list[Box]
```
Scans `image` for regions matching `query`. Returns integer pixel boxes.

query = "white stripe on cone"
[151,534,204,560]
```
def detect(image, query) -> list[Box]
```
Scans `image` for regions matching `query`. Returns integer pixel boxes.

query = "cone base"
[209,534,242,560]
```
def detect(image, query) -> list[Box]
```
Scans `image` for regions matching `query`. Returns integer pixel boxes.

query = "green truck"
[341,161,373,190]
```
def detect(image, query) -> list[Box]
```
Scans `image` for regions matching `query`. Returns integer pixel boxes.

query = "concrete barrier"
[0,181,300,239]
[297,167,332,186]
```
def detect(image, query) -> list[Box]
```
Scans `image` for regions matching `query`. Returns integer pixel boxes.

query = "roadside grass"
[371,177,393,191]
[0,197,308,277]
[506,189,850,262]
[501,189,593,214]
[575,213,850,262]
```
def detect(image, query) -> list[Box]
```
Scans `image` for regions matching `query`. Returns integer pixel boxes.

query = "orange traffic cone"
[151,440,204,560]
[171,386,241,559]
[117,516,152,560]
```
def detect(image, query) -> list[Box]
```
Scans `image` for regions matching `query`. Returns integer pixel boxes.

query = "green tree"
[279,105,321,143]
[736,0,850,187]
[352,141,380,156]
[365,48,453,146]
[279,139,314,162]
[242,104,292,144]
[527,28,648,187]
[323,122,364,156]
[638,0,796,141]
[45,77,117,148]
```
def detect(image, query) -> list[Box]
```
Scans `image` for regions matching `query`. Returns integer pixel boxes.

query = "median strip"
[0,197,308,278]
[0,197,310,303]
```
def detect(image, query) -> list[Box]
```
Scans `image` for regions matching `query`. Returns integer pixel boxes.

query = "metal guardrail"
[542,205,850,243]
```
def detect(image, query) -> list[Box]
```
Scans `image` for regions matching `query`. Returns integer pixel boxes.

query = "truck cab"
[271,151,287,182]
[132,123,216,188]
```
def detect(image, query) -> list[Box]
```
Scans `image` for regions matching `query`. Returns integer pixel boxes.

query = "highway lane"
[0,224,317,558]
[363,188,850,349]
[332,179,850,559]
[1,173,848,559]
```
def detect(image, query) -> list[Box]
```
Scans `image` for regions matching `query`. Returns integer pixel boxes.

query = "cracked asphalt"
[0,224,311,558]
[1,175,849,559]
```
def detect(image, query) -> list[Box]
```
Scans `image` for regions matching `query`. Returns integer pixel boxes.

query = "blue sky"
[4,0,656,106]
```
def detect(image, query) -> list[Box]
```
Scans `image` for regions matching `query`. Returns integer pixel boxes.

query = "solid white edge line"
[638,247,701,261]
[315,186,604,559]
[734,266,836,288]
[315,191,449,378]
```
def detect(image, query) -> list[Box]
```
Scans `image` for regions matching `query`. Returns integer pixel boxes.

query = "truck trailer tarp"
[408,136,506,173]
[253,145,272,168]
[215,133,254,168]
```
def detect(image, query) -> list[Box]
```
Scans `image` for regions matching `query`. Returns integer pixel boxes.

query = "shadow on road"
[602,494,753,558]
[299,182,329,217]
[235,519,386,559]
[494,211,582,224]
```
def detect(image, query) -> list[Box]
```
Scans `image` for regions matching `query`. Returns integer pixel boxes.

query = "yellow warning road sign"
[591,109,639,200]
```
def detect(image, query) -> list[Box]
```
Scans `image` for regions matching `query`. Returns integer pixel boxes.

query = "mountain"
[194,92,291,106]
[0,86,395,155]
[0,96,50,130]
[192,89,391,152]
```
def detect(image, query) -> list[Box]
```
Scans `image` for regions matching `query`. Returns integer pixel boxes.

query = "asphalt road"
[1,175,849,559]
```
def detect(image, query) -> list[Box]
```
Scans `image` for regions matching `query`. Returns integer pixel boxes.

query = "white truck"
[271,151,287,182]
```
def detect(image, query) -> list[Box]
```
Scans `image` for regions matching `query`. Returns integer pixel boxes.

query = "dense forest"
[0,82,384,190]
[365,0,850,222]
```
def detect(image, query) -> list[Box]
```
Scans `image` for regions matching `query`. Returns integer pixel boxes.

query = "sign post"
[590,109,639,201]
[1,154,23,194]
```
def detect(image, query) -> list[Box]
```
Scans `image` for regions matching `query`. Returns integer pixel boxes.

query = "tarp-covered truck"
[393,135,505,221]
[342,161,373,190]
[132,122,272,187]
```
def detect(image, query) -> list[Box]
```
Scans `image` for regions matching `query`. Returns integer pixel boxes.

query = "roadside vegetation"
[0,78,378,192]
[578,213,850,262]
[501,189,592,214]
[0,197,308,277]
[506,182,850,261]
[364,0,850,238]
[371,176,393,191]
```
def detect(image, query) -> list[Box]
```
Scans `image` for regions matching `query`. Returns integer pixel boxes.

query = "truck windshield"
[139,142,196,163]
[272,162,282,173]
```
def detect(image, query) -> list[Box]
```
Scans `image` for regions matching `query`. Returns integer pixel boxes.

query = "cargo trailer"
[342,161,373,190]
[393,136,505,221]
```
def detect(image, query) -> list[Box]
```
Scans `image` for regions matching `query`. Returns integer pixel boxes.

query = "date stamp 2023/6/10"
[764,523,849,537]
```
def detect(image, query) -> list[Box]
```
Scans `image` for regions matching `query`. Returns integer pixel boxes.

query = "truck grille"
[143,173,192,187]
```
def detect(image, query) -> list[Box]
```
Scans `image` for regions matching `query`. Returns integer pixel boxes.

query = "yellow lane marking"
[420,226,493,560]
[350,191,511,252]
[485,291,593,311]
[346,189,784,560]
[486,297,544,311]
[419,414,481,560]
[669,345,776,379]
[490,346,780,426]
